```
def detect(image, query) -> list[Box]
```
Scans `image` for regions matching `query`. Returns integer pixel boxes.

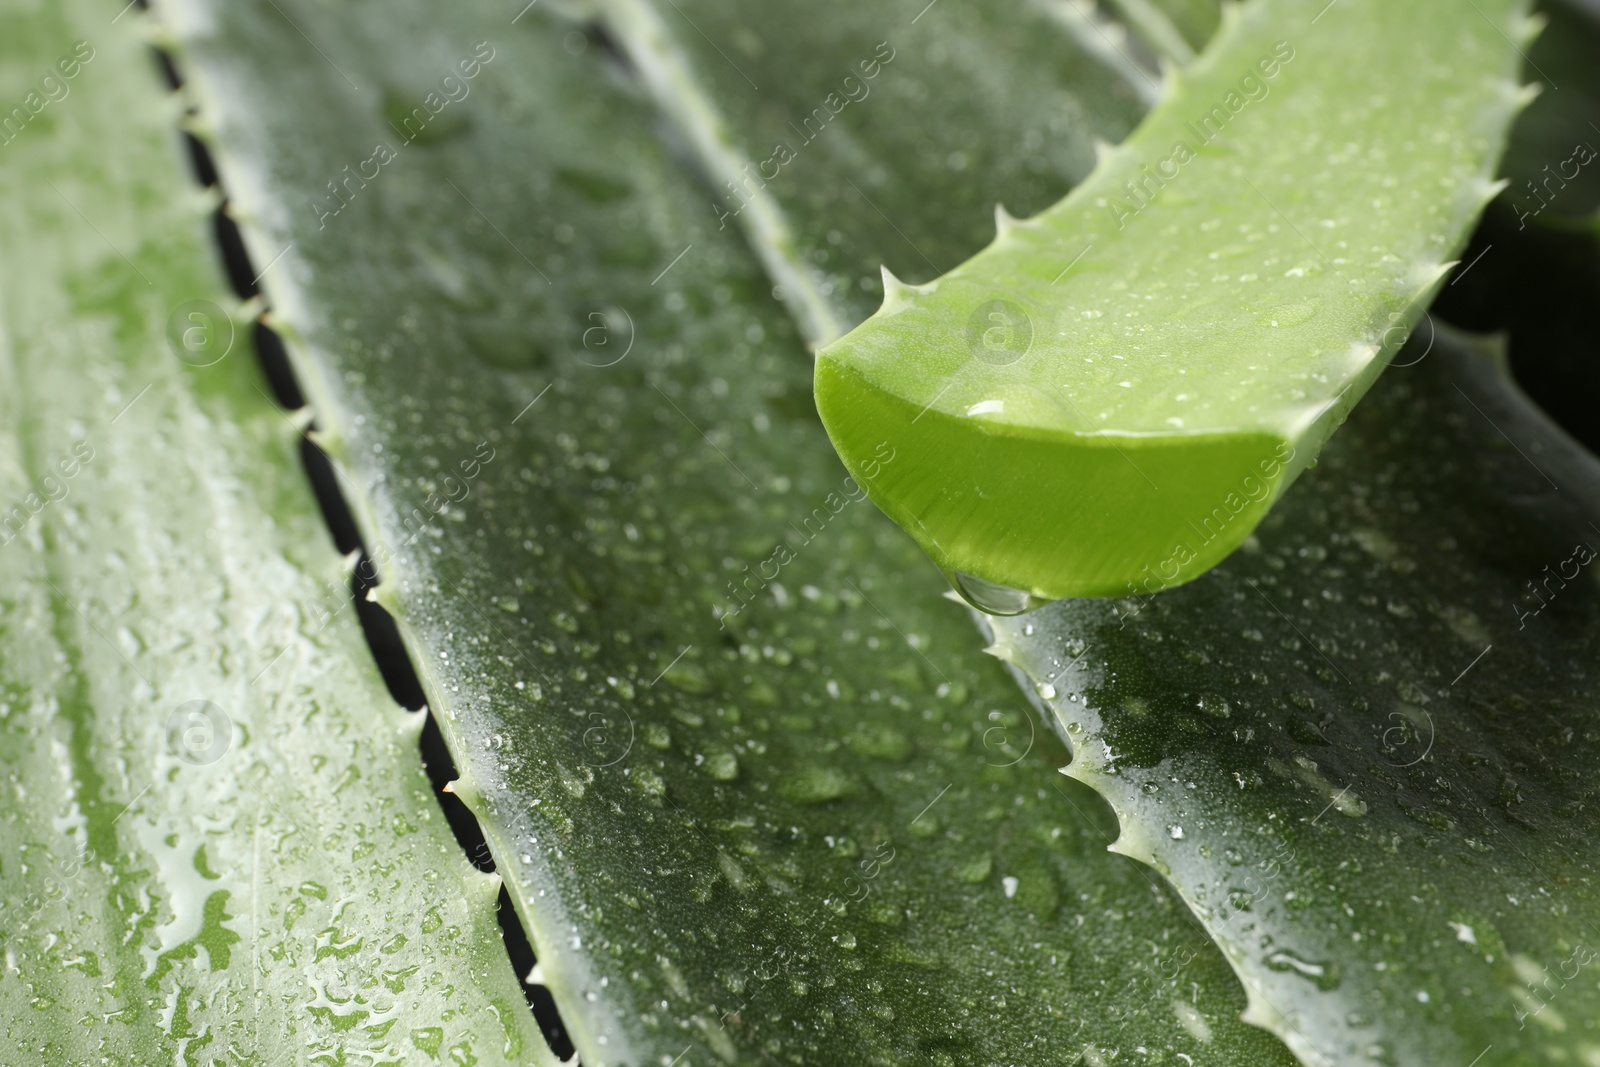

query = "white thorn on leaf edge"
[877,264,936,312]
[994,202,1021,237]
[1519,11,1548,45]
[1157,57,1181,94]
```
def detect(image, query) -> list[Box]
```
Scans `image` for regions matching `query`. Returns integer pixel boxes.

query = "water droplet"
[1255,299,1322,329]
[702,751,739,781]
[1398,800,1453,831]
[1168,825,1185,840]
[780,765,856,804]
[1264,949,1341,990]
[957,853,993,883]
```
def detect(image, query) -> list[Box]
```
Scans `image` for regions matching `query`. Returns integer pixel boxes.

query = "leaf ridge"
[593,0,851,347]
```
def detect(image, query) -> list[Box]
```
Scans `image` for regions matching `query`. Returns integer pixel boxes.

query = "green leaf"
[994,327,1600,1064]
[813,0,1534,602]
[598,3,1600,1061]
[0,4,547,1064]
[1498,0,1600,223]
[601,0,1149,337]
[164,0,1299,1061]
[1105,0,1217,64]
[1433,0,1600,474]
[670,0,1600,1057]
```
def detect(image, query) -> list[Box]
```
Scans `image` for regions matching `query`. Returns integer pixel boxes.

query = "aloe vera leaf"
[601,0,1600,1059]
[0,4,548,1065]
[990,328,1600,1065]
[1135,0,1224,53]
[1496,0,1600,223]
[1434,206,1600,470]
[1104,0,1204,64]
[164,0,1298,1061]
[1434,0,1600,456]
[813,0,1535,602]
[602,0,1149,338]
[592,2,1600,1062]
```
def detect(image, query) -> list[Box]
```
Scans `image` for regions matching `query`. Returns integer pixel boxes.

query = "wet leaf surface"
[999,331,1600,1066]
[0,3,545,1062]
[165,0,1299,1061]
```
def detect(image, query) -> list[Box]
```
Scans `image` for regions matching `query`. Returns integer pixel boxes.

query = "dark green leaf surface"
[1498,0,1600,223]
[1129,0,1223,55]
[997,329,1600,1066]
[609,0,1148,335]
[0,3,547,1063]
[1433,0,1600,458]
[166,0,1298,1061]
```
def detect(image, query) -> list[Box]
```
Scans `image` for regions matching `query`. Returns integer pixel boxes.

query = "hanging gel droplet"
[946,569,1052,616]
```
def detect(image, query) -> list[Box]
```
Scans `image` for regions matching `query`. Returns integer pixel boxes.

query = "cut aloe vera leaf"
[165,0,1298,1061]
[996,328,1600,1065]
[815,0,1535,601]
[0,3,548,1063]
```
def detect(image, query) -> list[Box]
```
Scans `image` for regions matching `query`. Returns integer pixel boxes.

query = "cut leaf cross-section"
[816,0,1537,602]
